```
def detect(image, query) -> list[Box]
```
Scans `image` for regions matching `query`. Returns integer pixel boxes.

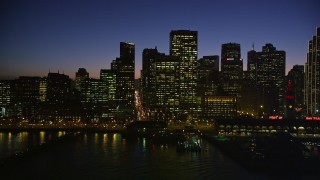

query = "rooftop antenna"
[252,42,255,51]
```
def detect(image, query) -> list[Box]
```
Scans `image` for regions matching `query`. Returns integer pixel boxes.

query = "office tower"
[141,48,180,121]
[100,69,117,121]
[141,48,161,113]
[305,27,320,116]
[221,43,243,111]
[153,55,180,122]
[197,55,220,96]
[0,80,11,117]
[46,72,71,105]
[249,44,286,116]
[170,30,198,121]
[287,65,304,109]
[39,78,47,102]
[247,47,259,82]
[75,68,89,100]
[111,42,135,122]
[10,77,42,118]
[284,80,295,119]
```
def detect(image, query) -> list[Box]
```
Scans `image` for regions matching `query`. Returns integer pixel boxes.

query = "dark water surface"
[0,132,319,179]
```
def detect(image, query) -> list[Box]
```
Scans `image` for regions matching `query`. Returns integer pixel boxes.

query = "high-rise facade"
[141,48,161,112]
[287,65,304,109]
[248,44,286,116]
[0,80,11,117]
[75,68,90,103]
[197,55,220,97]
[170,30,198,120]
[111,42,135,122]
[305,27,320,116]
[46,72,71,105]
[221,43,243,107]
[100,69,117,121]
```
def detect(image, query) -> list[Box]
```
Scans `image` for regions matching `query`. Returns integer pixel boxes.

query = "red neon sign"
[306,117,320,121]
[269,116,283,120]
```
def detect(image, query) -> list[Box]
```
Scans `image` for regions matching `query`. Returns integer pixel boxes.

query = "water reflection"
[0,131,65,160]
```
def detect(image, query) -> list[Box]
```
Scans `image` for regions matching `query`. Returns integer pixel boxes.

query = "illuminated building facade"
[305,27,320,116]
[285,81,295,119]
[111,42,136,122]
[46,72,71,105]
[221,43,243,104]
[141,48,161,113]
[39,78,47,102]
[170,30,198,120]
[197,56,220,95]
[75,68,90,103]
[11,77,42,118]
[153,55,180,122]
[0,80,11,117]
[248,44,286,116]
[100,69,117,121]
[141,48,179,121]
[203,96,237,119]
[287,65,304,118]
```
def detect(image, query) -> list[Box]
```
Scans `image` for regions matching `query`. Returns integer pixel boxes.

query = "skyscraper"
[221,43,243,107]
[154,55,180,122]
[170,30,198,120]
[305,27,320,116]
[248,44,286,116]
[46,72,71,105]
[75,68,90,103]
[141,48,161,113]
[111,42,135,122]
[287,65,304,109]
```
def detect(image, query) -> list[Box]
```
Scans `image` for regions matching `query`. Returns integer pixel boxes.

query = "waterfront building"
[170,30,198,120]
[11,76,42,118]
[203,96,237,119]
[305,27,320,116]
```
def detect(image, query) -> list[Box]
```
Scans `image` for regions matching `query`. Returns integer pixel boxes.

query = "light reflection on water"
[0,131,65,160]
[1,133,320,179]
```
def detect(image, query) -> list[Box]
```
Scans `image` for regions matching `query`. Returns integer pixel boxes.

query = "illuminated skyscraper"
[305,27,320,116]
[248,44,286,116]
[153,55,180,122]
[111,42,135,122]
[0,80,11,117]
[46,72,71,105]
[287,65,304,109]
[100,69,117,121]
[170,30,198,120]
[141,48,161,113]
[221,43,243,107]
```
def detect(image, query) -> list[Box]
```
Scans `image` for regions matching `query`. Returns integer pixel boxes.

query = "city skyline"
[1,0,320,79]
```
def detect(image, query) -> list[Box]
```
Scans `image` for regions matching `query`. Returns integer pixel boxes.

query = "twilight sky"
[1,0,319,79]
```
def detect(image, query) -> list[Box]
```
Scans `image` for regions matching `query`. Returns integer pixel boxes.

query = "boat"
[176,129,202,152]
